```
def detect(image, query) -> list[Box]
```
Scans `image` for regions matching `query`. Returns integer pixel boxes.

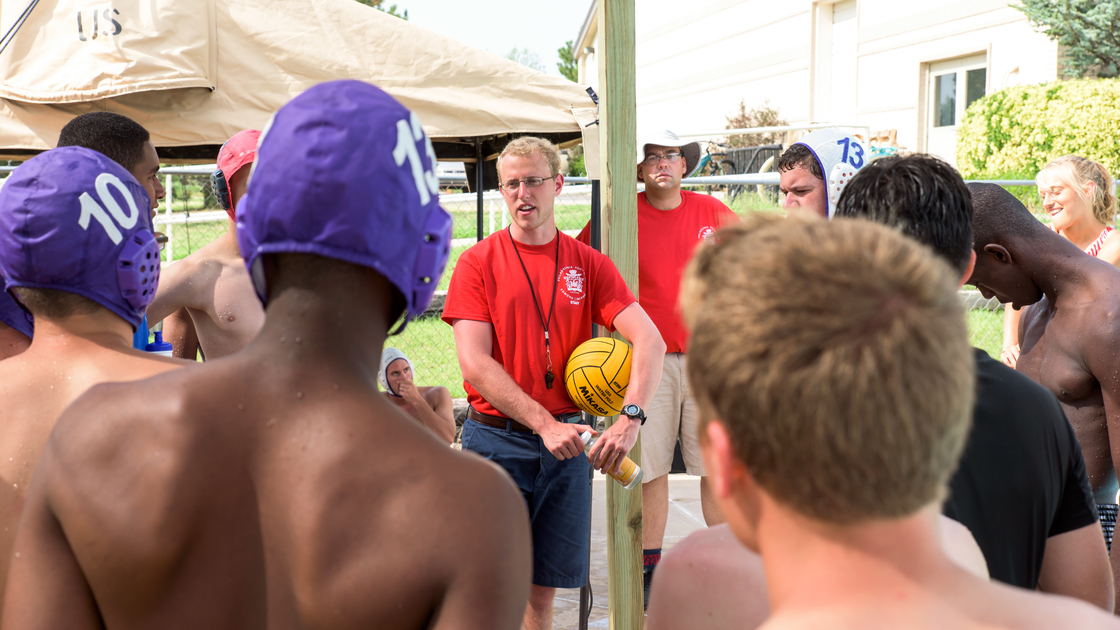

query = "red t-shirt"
[442,229,636,418]
[577,190,737,352]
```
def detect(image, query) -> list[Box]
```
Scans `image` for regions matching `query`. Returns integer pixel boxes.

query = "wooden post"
[596,1,641,628]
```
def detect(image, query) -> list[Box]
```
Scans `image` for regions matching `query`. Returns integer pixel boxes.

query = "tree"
[506,48,547,73]
[354,0,408,20]
[558,40,578,82]
[1016,0,1120,78]
[724,100,787,148]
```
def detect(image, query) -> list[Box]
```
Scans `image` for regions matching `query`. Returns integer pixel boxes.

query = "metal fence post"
[475,140,484,242]
[164,174,174,263]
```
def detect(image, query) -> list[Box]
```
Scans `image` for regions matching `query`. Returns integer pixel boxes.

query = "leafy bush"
[956,79,1120,187]
[725,100,787,148]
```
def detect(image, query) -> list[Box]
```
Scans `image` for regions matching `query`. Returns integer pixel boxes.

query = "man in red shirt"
[577,129,738,606]
[444,136,665,630]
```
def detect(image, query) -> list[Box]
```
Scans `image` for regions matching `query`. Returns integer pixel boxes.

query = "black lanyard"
[508,227,560,389]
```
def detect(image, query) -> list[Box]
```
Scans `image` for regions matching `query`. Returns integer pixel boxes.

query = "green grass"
[730,190,783,216]
[967,307,1004,360]
[389,315,466,398]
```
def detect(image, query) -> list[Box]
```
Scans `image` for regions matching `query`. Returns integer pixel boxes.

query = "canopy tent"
[0,0,596,185]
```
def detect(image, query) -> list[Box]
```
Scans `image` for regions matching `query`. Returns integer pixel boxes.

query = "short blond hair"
[497,136,561,181]
[1037,155,1117,226]
[681,214,974,524]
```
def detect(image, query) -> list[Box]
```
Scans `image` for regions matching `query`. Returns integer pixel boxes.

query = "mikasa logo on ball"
[558,266,586,304]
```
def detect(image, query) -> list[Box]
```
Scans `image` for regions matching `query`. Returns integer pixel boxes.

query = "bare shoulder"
[978,579,1120,629]
[401,436,526,529]
[1073,286,1120,368]
[660,523,757,571]
[1097,231,1120,268]
[420,385,450,400]
[648,524,768,630]
[45,368,203,472]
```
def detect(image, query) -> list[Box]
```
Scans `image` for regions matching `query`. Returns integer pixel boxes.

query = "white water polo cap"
[379,347,415,396]
[794,129,869,218]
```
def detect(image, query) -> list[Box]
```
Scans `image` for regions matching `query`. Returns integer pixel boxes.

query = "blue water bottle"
[145,330,174,357]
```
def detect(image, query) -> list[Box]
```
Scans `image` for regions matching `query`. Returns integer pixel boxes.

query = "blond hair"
[1037,155,1117,226]
[680,214,975,524]
[496,136,561,181]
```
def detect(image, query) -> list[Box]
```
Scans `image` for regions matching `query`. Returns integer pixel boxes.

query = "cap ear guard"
[212,168,231,211]
[827,162,859,218]
[409,206,453,317]
[117,229,161,310]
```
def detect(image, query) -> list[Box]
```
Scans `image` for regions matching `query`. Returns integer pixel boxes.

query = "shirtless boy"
[679,213,1119,629]
[968,182,1120,599]
[4,81,531,630]
[0,292,31,359]
[380,347,457,443]
[57,111,167,351]
[0,147,182,615]
[147,129,265,359]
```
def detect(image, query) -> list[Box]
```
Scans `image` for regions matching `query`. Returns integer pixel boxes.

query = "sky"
[400,0,592,77]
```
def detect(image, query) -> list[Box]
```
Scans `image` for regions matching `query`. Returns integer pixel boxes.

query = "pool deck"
[551,473,709,629]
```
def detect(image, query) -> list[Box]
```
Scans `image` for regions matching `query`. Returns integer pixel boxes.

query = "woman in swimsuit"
[1002,155,1118,367]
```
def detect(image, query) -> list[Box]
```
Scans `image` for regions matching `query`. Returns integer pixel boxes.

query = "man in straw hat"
[577,128,738,607]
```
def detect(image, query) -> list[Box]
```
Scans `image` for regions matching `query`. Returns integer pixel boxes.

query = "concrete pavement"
[551,473,709,629]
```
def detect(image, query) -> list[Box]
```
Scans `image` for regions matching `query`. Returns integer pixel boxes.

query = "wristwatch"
[621,404,647,425]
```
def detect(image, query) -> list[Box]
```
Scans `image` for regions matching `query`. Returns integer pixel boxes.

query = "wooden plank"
[596,1,642,629]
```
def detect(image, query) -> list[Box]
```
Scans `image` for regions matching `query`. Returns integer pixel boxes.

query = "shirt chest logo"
[559,266,587,304]
[698,226,716,242]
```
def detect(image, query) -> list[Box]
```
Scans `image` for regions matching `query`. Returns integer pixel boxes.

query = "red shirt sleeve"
[441,248,491,325]
[576,220,591,246]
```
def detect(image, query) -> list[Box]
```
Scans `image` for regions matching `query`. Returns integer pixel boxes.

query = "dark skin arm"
[1084,315,1120,611]
[427,461,533,630]
[164,307,201,360]
[397,382,456,444]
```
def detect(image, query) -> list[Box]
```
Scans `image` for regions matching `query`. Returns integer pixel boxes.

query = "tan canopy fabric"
[0,0,594,162]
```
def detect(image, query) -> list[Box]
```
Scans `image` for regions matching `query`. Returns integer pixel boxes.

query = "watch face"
[623,404,639,416]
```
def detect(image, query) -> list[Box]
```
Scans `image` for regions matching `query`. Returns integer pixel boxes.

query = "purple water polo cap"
[0,146,160,331]
[237,80,453,323]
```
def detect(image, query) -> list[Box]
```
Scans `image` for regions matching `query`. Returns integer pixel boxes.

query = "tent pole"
[475,140,484,242]
[590,180,601,252]
[597,0,642,628]
[578,181,601,630]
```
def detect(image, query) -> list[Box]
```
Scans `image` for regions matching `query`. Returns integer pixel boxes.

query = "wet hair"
[1037,155,1117,227]
[681,214,973,524]
[968,182,1050,245]
[776,143,822,179]
[57,112,151,173]
[834,154,973,274]
[497,136,561,181]
[12,287,101,320]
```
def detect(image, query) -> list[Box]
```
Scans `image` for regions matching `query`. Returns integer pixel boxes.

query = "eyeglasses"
[642,152,682,166]
[499,175,558,193]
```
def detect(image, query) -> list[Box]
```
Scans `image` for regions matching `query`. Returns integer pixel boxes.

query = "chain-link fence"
[0,164,1018,390]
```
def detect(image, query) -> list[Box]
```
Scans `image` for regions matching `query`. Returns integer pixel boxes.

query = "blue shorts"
[461,416,591,589]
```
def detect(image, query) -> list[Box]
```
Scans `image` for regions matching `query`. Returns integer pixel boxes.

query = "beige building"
[574,0,1060,165]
